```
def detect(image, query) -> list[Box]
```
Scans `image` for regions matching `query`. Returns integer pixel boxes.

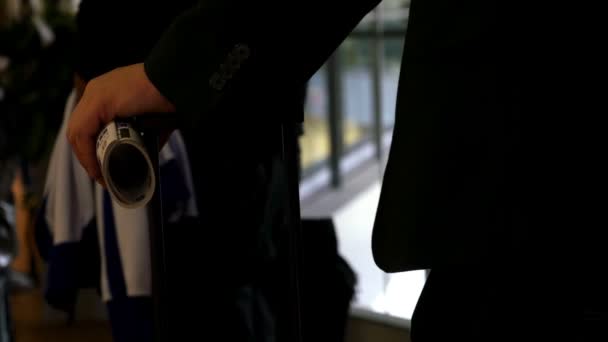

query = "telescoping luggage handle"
[129,118,170,342]
[98,118,304,342]
[281,122,304,342]
[96,117,169,342]
[144,131,169,342]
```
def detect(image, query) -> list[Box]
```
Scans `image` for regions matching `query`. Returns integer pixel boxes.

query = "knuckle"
[87,78,99,90]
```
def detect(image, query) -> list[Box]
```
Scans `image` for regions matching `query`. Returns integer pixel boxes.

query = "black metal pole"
[371,7,385,161]
[281,122,304,342]
[327,53,344,188]
[142,129,168,342]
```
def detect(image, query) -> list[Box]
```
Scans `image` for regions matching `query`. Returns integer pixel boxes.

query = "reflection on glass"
[354,1,410,32]
[329,3,423,322]
[300,68,330,170]
[381,0,410,30]
[340,38,373,150]
[382,38,405,129]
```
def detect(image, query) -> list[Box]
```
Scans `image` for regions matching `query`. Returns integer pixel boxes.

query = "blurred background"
[1,0,425,341]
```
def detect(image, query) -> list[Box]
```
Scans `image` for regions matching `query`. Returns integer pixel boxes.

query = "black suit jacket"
[144,0,575,273]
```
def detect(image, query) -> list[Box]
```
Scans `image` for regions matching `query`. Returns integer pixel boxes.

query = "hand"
[67,63,175,184]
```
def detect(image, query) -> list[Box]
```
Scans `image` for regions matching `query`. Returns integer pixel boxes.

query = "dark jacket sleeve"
[144,0,381,126]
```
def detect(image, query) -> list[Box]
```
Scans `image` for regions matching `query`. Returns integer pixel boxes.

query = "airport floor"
[9,288,410,342]
[10,289,112,342]
[8,177,415,342]
[7,116,408,342]
[301,166,426,322]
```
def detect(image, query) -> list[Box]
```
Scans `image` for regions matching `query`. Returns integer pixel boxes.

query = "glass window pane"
[381,37,405,129]
[381,0,410,30]
[300,68,330,170]
[340,38,373,151]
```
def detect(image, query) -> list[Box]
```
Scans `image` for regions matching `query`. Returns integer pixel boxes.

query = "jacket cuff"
[143,3,251,127]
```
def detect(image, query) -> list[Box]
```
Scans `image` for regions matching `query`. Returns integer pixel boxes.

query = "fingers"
[75,130,103,184]
[68,126,101,184]
[67,86,109,186]
[66,64,175,187]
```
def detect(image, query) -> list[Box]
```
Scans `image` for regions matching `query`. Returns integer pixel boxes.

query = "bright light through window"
[333,182,426,321]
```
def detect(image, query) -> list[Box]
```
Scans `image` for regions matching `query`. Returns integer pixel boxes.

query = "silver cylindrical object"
[96,121,155,208]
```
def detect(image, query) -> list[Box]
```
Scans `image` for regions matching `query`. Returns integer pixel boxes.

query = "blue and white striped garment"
[36,90,198,312]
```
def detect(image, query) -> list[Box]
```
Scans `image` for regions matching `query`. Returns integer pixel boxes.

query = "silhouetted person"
[72,0,293,341]
[66,0,585,340]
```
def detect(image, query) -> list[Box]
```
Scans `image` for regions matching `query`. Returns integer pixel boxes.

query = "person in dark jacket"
[67,0,587,340]
[73,1,291,341]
